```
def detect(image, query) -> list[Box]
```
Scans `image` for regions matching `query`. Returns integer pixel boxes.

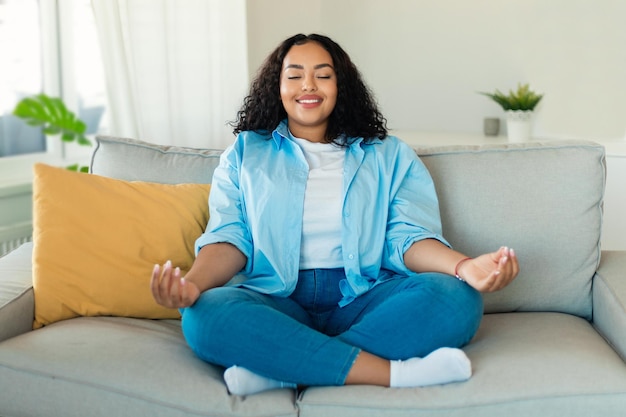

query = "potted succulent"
[480,83,543,142]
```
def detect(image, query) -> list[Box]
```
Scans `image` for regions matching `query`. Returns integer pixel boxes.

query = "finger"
[495,253,518,290]
[487,253,515,291]
[510,248,520,277]
[169,267,182,306]
[158,260,174,304]
[491,256,510,291]
[499,250,517,279]
[500,254,510,273]
[150,264,161,302]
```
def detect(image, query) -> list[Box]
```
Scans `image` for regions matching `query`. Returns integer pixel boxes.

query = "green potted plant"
[480,83,543,142]
[12,93,92,172]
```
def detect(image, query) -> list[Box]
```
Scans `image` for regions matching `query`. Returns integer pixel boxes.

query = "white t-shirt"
[292,136,345,269]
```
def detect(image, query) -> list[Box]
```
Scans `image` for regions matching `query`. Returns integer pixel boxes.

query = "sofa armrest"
[0,242,34,342]
[593,250,626,361]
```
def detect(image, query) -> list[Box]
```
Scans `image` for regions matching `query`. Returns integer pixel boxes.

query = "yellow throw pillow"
[32,163,211,328]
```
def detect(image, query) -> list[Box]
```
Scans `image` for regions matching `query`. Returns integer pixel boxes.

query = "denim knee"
[180,287,253,364]
[344,272,484,359]
[422,273,483,328]
[420,273,484,347]
[452,277,484,340]
[400,273,483,351]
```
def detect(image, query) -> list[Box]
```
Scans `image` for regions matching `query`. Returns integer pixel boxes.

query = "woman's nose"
[302,75,317,92]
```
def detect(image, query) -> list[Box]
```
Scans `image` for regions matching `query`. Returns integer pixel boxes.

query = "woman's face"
[280,41,337,142]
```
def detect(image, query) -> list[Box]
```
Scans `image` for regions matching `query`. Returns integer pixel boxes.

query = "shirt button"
[348,254,354,260]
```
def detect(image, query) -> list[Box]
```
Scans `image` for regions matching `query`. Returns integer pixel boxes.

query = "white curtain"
[91,0,248,149]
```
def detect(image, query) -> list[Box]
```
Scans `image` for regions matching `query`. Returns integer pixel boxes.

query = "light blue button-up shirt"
[196,120,449,306]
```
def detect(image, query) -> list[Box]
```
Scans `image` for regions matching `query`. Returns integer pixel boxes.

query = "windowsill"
[0,152,91,188]
[0,152,51,186]
[0,180,32,198]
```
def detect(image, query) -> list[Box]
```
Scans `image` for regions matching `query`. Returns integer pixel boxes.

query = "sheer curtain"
[91,0,248,149]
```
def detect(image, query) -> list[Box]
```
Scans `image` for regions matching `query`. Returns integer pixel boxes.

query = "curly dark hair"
[230,33,388,145]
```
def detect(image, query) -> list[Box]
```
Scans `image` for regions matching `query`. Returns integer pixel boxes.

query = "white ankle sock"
[389,347,472,388]
[223,365,297,395]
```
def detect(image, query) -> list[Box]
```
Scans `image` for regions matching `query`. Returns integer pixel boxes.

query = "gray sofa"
[1,135,626,416]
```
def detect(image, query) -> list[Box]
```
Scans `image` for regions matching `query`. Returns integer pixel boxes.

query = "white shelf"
[391,130,626,158]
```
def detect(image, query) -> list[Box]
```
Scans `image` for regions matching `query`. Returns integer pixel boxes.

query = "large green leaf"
[12,94,91,146]
[65,163,90,172]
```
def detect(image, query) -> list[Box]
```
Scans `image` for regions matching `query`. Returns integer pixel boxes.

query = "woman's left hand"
[457,247,519,293]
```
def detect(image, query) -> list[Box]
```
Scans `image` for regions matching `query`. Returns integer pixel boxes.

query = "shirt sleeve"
[383,141,450,273]
[194,140,254,270]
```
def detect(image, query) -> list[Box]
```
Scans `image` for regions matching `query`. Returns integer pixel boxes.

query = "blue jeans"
[180,269,483,386]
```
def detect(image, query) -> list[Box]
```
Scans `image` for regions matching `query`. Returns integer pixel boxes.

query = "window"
[0,0,44,157]
[0,0,107,163]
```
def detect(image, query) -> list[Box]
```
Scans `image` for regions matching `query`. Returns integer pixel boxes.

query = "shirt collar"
[271,120,290,148]
[271,119,383,148]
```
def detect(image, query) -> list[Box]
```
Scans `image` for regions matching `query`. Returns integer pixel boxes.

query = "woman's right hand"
[150,260,201,309]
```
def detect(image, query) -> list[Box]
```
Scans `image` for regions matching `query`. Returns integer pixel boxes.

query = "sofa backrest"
[91,136,605,320]
[91,135,222,184]
[417,141,605,320]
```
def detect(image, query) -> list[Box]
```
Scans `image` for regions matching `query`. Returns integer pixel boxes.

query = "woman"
[151,33,519,395]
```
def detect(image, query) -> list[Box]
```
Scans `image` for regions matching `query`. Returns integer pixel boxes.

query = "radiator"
[0,222,32,258]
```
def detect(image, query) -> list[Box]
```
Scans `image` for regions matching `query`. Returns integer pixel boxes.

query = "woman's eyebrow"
[284,63,334,70]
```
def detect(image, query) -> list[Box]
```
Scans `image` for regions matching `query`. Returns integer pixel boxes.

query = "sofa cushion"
[593,251,626,361]
[0,317,298,417]
[298,312,626,417]
[416,141,605,319]
[32,163,211,328]
[0,242,34,341]
[90,135,223,183]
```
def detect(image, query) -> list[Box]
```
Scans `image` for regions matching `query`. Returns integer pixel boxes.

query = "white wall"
[246,0,626,140]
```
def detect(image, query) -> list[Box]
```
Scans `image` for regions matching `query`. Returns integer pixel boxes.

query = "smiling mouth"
[296,98,322,104]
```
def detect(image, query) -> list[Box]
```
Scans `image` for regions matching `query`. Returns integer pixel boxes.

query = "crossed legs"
[181,272,483,394]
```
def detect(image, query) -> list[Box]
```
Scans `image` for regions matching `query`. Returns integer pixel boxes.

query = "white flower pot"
[506,110,533,143]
